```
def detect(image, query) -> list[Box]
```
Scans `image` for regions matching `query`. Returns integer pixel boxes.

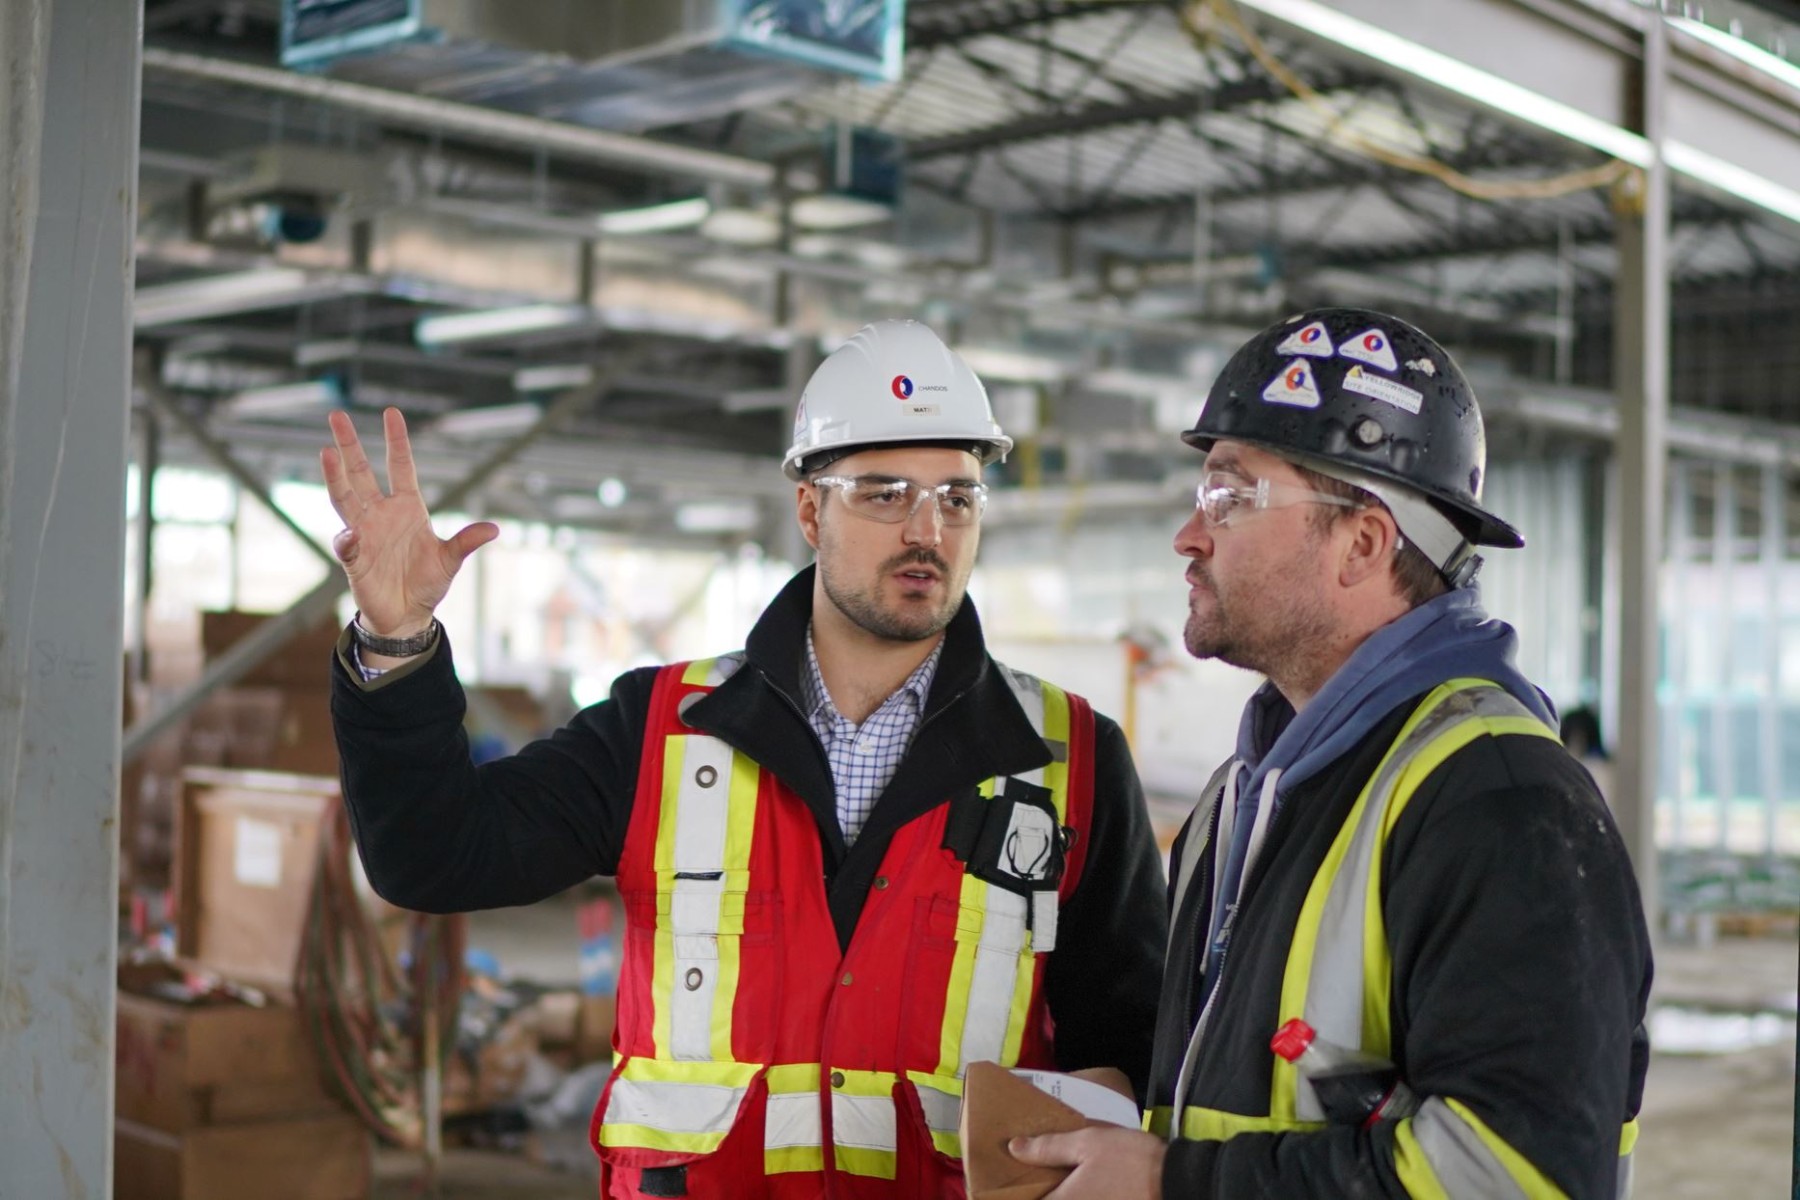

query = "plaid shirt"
[800,628,942,846]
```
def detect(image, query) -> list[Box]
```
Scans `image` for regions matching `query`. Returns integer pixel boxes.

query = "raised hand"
[320,407,498,638]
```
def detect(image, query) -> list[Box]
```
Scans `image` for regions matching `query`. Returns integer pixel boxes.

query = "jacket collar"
[685,564,1053,881]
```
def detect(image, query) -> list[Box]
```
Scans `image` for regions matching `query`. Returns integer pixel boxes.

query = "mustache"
[884,548,950,574]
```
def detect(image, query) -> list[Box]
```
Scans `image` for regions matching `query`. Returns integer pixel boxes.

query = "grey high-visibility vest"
[1146,679,1639,1199]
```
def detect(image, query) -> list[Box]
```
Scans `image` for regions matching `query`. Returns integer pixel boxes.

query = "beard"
[820,545,965,643]
[1183,557,1332,680]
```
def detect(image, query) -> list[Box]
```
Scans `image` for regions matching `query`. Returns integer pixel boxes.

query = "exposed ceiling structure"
[133,0,1800,543]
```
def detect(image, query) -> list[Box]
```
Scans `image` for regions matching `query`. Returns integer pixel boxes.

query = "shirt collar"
[801,626,944,725]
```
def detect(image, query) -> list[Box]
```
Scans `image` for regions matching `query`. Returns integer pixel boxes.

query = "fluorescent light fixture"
[596,197,712,236]
[953,345,1069,385]
[294,338,359,367]
[1663,140,1800,224]
[792,193,893,230]
[221,377,343,420]
[700,207,781,246]
[597,478,627,508]
[433,402,544,440]
[135,268,372,327]
[1670,17,1800,95]
[1233,0,1653,166]
[512,363,596,393]
[674,500,760,533]
[415,304,593,347]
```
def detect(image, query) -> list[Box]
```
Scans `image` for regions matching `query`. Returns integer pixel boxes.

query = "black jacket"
[331,567,1169,1094]
[1151,698,1652,1199]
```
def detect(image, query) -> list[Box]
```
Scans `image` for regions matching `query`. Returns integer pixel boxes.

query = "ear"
[1338,505,1401,591]
[797,482,822,550]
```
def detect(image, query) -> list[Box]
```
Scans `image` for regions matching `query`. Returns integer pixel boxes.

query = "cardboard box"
[958,1064,1139,1200]
[200,610,342,690]
[114,1112,370,1200]
[115,974,342,1135]
[173,769,339,993]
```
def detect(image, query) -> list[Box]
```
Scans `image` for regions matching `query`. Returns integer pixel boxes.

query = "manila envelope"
[958,1061,1092,1200]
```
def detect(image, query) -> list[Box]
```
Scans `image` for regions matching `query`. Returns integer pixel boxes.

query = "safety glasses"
[811,475,988,527]
[1196,471,1362,528]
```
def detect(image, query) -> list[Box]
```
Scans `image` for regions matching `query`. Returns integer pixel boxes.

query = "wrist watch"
[351,612,440,657]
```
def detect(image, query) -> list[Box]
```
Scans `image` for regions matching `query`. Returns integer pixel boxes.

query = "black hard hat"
[1183,307,1522,549]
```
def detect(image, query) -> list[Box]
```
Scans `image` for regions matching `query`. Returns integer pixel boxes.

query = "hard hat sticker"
[903,404,942,417]
[1338,328,1399,372]
[1343,365,1423,414]
[1262,359,1322,408]
[892,374,914,399]
[793,396,809,439]
[1275,321,1335,358]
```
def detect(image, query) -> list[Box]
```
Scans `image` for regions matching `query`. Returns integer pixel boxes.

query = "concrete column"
[1611,14,1670,927]
[0,0,142,1195]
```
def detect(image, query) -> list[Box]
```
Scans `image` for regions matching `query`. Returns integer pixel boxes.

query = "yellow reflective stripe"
[708,749,760,1060]
[1039,681,1071,820]
[832,1069,899,1179]
[1619,1119,1639,1156]
[1442,1097,1569,1199]
[908,1071,965,1158]
[600,1123,725,1154]
[618,1057,761,1086]
[935,803,992,1077]
[651,734,688,1060]
[1393,1117,1450,1200]
[680,658,715,686]
[1178,1106,1324,1141]
[767,1063,821,1093]
[765,1146,825,1174]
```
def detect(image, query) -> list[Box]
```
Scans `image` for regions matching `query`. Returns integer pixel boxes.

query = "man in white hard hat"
[321,319,1168,1200]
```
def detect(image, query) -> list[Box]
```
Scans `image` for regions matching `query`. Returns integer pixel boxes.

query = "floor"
[374,892,1797,1198]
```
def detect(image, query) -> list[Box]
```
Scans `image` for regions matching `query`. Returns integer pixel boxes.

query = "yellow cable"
[1186,0,1637,202]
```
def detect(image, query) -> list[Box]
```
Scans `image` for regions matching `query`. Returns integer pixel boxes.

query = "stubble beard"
[1183,560,1333,684]
[820,546,964,643]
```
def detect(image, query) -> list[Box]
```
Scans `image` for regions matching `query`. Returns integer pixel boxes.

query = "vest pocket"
[894,1075,968,1199]
[898,890,1038,1075]
[594,1057,771,1199]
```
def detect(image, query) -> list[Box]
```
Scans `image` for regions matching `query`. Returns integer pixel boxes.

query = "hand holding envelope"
[958,1062,1141,1200]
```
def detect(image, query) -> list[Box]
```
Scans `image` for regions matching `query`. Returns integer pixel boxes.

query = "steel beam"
[1612,14,1671,919]
[0,0,140,1194]
[121,384,597,763]
[1235,0,1800,227]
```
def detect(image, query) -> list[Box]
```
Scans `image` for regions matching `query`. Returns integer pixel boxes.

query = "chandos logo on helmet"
[891,375,914,400]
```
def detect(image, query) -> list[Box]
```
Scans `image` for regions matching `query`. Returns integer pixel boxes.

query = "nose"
[1173,507,1213,560]
[902,490,944,548]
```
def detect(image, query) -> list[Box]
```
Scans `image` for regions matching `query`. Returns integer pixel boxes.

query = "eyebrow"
[1203,452,1247,478]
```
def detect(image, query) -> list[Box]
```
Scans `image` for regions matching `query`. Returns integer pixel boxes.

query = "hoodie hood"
[1235,586,1556,803]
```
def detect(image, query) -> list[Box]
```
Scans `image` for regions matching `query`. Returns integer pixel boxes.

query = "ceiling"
[132,0,1800,542]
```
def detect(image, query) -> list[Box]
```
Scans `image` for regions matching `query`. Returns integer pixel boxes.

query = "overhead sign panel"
[725,0,907,81]
[282,0,421,68]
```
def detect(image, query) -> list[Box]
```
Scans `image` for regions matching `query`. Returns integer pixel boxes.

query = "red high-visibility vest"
[591,654,1096,1199]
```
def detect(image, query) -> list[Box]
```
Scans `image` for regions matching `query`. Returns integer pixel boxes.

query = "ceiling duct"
[282,0,906,133]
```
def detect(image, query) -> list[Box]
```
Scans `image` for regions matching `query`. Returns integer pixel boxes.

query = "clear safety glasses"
[811,474,989,527]
[1196,471,1363,528]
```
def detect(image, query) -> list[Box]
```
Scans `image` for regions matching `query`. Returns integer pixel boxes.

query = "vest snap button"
[695,764,718,788]
[830,1070,846,1088]
[684,967,704,991]
[874,876,888,890]
[841,972,853,986]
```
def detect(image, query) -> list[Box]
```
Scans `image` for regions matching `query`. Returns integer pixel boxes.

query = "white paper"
[233,816,283,888]
[1009,1069,1140,1128]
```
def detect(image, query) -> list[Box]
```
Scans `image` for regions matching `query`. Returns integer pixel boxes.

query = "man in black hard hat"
[1011,309,1652,1199]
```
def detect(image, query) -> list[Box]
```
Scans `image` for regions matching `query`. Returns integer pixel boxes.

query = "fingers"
[332,527,360,568]
[326,408,385,508]
[382,407,421,497]
[442,521,501,569]
[1009,1131,1081,1168]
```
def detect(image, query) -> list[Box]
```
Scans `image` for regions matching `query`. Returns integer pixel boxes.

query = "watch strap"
[351,612,440,658]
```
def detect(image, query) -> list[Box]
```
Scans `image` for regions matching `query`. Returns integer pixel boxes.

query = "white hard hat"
[782,319,1013,480]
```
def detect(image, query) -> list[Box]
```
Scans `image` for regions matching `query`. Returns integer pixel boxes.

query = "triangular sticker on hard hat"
[793,396,809,439]
[1262,359,1322,408]
[1275,321,1334,358]
[1342,365,1423,414]
[1338,328,1399,372]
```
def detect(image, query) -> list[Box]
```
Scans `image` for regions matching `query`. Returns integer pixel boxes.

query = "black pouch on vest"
[640,1165,687,1197]
[943,778,1068,898]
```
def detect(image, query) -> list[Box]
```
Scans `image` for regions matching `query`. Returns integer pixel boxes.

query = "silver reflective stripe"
[606,1077,750,1136]
[959,887,1030,1066]
[668,733,737,1061]
[996,665,1050,789]
[1617,1151,1633,1199]
[832,1091,898,1152]
[915,1081,961,1137]
[991,665,1061,952]
[1411,1097,1530,1200]
[765,1091,822,1150]
[1031,890,1058,951]
[1297,687,1538,1119]
[703,652,745,687]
